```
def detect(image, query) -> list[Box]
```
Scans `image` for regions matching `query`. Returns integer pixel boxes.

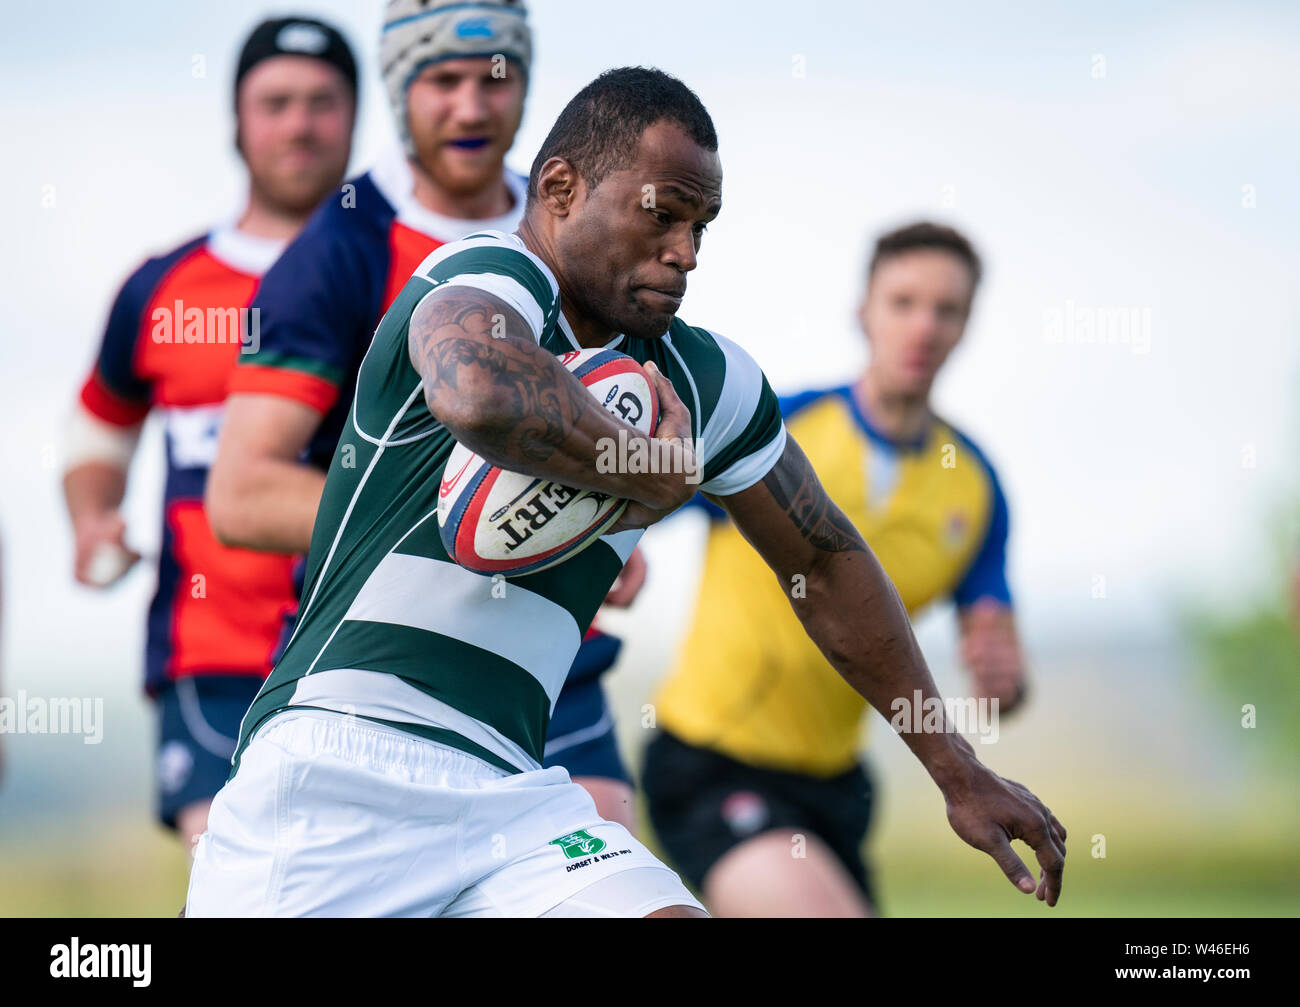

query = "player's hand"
[964,646,1024,713]
[961,599,1026,714]
[942,763,1067,906]
[603,546,647,607]
[73,511,140,588]
[609,362,698,533]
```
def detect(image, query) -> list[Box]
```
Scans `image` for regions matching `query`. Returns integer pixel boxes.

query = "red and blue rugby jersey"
[229,147,529,468]
[226,148,636,664]
[78,223,297,694]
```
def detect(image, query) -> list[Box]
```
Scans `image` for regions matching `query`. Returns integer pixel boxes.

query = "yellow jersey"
[654,383,1011,776]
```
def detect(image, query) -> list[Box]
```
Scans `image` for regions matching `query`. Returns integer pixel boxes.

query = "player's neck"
[516,218,620,348]
[237,190,313,242]
[856,370,931,444]
[559,307,619,348]
[410,158,514,219]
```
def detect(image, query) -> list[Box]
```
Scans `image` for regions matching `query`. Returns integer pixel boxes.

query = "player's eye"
[694,221,709,236]
[422,70,460,90]
[648,209,671,227]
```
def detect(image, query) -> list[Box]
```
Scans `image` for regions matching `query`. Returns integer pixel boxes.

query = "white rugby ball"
[437,347,659,577]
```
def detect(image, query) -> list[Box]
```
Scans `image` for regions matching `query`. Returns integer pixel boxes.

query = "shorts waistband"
[254,707,513,783]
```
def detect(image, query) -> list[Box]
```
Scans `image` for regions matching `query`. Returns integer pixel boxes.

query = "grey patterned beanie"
[381,0,532,156]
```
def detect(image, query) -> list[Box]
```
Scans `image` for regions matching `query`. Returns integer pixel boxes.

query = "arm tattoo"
[762,443,866,554]
[408,291,588,463]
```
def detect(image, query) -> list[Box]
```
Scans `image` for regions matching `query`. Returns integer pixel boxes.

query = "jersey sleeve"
[952,456,1013,608]
[77,262,161,426]
[673,384,834,522]
[418,235,561,343]
[230,209,377,414]
[697,331,786,496]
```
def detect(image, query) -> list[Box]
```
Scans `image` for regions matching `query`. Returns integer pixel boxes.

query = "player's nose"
[451,82,491,126]
[662,229,698,274]
[283,99,317,140]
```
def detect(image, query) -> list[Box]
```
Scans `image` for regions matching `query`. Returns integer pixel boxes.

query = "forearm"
[64,459,138,586]
[724,436,982,793]
[410,292,686,510]
[206,457,324,554]
[797,547,980,792]
[61,406,139,521]
[63,462,127,523]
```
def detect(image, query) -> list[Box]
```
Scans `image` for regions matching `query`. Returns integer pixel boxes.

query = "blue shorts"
[156,675,264,829]
[157,635,629,829]
[542,634,629,785]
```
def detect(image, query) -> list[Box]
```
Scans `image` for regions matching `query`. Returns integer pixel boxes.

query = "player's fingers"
[646,363,688,423]
[1027,824,1066,907]
[603,566,643,606]
[1050,813,1067,844]
[608,501,658,535]
[645,361,677,404]
[985,832,1036,894]
[604,547,647,607]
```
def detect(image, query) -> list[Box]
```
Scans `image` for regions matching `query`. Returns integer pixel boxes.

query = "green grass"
[2,788,1296,917]
[0,821,191,917]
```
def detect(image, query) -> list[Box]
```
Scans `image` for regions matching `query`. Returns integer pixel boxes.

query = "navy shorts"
[157,635,629,829]
[156,675,264,829]
[542,634,629,785]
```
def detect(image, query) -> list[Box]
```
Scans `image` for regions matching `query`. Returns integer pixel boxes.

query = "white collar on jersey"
[207,217,288,277]
[368,143,528,242]
[556,311,625,352]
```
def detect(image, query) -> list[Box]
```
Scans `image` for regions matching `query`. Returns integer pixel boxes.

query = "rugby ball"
[437,347,659,577]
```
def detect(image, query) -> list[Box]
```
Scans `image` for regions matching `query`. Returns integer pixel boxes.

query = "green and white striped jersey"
[233,231,786,775]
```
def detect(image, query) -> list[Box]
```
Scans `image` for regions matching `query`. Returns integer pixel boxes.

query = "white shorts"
[184,708,705,918]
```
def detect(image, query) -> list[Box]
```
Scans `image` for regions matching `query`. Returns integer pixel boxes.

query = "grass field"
[3,785,1294,917]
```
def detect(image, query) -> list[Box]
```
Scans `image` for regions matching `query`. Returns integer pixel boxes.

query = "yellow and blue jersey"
[654,383,1011,777]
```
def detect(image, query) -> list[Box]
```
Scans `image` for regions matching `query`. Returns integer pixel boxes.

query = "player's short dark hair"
[869,222,982,288]
[527,67,718,205]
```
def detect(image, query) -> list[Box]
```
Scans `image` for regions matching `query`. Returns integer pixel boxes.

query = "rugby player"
[208,0,642,829]
[643,222,1026,917]
[186,68,1065,918]
[61,18,357,851]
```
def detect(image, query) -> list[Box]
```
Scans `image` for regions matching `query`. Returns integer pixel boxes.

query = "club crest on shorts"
[721,790,769,837]
[549,829,607,859]
[158,740,194,795]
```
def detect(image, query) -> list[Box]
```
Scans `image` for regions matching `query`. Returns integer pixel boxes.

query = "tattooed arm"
[408,286,695,510]
[713,436,1069,906]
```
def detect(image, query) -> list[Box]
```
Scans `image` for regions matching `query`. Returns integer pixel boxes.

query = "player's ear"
[534,157,580,217]
[856,295,872,342]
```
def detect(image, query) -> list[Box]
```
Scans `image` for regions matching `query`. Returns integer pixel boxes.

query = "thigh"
[641,730,806,892]
[703,759,877,917]
[186,711,468,917]
[445,815,705,918]
[803,760,878,910]
[156,675,263,831]
[703,828,871,918]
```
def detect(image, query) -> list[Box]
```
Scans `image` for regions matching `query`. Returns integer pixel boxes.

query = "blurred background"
[1,0,1297,916]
